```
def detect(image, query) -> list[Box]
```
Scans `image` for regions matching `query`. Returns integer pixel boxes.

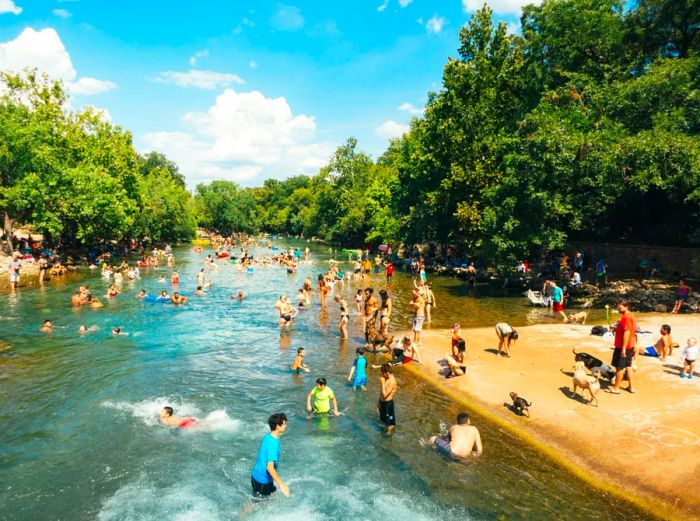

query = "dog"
[509,392,531,417]
[567,311,588,324]
[573,348,616,380]
[365,323,394,352]
[572,361,600,406]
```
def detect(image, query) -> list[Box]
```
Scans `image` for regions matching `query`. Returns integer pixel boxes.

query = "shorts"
[612,348,634,370]
[352,375,367,388]
[685,359,696,365]
[379,400,396,426]
[10,272,20,283]
[643,346,659,357]
[553,301,564,312]
[434,437,451,455]
[413,316,425,332]
[678,295,688,302]
[251,477,276,497]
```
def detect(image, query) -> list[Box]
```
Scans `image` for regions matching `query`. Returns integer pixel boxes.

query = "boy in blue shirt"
[251,413,289,498]
[348,347,368,390]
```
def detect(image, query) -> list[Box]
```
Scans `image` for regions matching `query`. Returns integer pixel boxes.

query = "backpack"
[590,325,608,336]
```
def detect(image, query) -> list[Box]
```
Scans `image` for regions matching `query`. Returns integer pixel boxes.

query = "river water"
[0,243,652,520]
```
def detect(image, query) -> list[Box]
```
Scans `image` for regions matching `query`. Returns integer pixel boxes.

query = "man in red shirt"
[611,300,637,394]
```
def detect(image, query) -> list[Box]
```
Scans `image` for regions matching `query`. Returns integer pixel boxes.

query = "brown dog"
[572,360,600,406]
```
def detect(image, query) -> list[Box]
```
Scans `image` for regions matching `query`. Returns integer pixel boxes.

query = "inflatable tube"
[144,296,170,303]
[192,239,211,246]
[246,268,254,274]
[216,252,229,258]
[271,246,279,251]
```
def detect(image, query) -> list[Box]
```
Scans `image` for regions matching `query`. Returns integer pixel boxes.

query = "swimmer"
[378,363,397,433]
[196,268,205,286]
[171,271,179,284]
[160,290,170,299]
[237,289,245,301]
[78,325,88,334]
[194,286,204,296]
[107,284,119,298]
[160,406,198,428]
[158,275,165,283]
[41,320,54,333]
[171,292,188,304]
[137,290,147,298]
[87,294,104,309]
[291,347,310,373]
[112,327,123,335]
[347,348,367,390]
[430,412,482,458]
[306,377,339,416]
[296,288,306,308]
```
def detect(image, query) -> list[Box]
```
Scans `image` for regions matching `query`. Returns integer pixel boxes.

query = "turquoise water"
[0,244,653,520]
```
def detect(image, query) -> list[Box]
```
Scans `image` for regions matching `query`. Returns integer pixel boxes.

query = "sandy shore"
[400,313,699,520]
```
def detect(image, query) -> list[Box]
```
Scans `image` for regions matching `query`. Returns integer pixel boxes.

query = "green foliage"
[194,180,258,235]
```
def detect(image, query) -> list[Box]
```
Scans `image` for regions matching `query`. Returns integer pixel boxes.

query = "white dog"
[572,360,600,406]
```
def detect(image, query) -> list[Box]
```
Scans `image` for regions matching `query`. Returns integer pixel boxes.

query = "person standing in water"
[378,363,397,433]
[347,348,368,390]
[251,413,290,498]
[290,347,310,373]
[306,377,339,416]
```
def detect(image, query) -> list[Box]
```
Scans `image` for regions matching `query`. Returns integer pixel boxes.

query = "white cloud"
[375,120,409,140]
[249,60,258,68]
[0,27,117,95]
[398,102,422,115]
[52,8,71,18]
[152,70,245,90]
[506,21,520,35]
[377,0,389,12]
[417,17,423,25]
[69,77,117,95]
[142,89,334,185]
[188,49,208,66]
[426,14,446,34]
[270,5,304,31]
[399,0,413,7]
[0,0,22,15]
[462,0,541,15]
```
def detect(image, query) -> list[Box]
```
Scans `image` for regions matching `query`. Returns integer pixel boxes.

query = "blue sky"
[0,0,528,186]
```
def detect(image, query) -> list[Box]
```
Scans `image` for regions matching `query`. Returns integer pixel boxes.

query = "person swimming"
[160,406,198,428]
[291,347,310,373]
[41,320,54,333]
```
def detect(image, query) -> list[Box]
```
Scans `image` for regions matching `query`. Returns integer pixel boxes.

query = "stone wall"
[569,241,700,276]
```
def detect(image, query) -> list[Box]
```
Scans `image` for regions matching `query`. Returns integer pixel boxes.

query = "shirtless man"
[171,292,188,304]
[430,412,482,458]
[378,363,397,433]
[41,320,54,333]
[410,289,425,344]
[160,406,197,428]
[364,288,379,342]
[641,324,674,360]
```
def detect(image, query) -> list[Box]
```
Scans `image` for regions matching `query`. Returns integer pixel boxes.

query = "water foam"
[101,398,239,432]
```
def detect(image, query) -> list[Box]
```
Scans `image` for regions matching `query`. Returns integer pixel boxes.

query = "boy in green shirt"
[306,377,339,416]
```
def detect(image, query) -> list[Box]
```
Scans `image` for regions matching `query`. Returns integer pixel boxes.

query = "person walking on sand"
[378,363,397,433]
[611,300,637,394]
[671,280,692,314]
[250,413,290,498]
[430,412,482,458]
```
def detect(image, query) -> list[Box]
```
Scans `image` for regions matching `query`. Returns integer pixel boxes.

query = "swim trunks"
[433,437,451,454]
[351,375,367,388]
[379,400,396,426]
[643,346,659,357]
[612,348,634,369]
[179,418,197,428]
[413,316,424,332]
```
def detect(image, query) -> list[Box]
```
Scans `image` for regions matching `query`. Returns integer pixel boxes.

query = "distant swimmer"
[290,347,310,373]
[306,377,339,416]
[41,320,54,333]
[112,327,126,335]
[196,268,205,286]
[251,413,290,498]
[171,292,188,304]
[160,290,170,299]
[107,284,120,298]
[87,295,104,309]
[237,290,245,300]
[277,296,297,327]
[194,286,204,296]
[158,275,165,283]
[160,406,198,428]
[171,271,179,284]
[430,412,482,458]
[78,325,88,334]
[137,290,147,299]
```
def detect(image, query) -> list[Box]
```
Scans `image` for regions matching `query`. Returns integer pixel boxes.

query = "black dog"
[509,392,531,417]
[573,349,616,380]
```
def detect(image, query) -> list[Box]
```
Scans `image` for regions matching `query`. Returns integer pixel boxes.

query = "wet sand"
[401,313,700,520]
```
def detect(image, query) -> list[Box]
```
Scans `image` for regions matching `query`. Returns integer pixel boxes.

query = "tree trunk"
[3,212,13,255]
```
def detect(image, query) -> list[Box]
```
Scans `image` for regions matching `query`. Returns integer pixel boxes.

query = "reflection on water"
[0,243,652,521]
